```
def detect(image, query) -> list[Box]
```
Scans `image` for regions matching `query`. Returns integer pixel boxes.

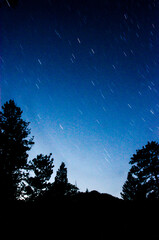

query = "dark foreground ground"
[1,191,159,239]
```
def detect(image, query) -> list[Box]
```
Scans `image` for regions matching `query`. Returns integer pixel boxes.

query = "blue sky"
[1,0,159,197]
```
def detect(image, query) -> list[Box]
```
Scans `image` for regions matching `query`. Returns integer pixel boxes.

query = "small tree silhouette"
[53,162,79,196]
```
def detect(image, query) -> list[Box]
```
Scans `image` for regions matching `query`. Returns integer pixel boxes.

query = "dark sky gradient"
[1,0,159,196]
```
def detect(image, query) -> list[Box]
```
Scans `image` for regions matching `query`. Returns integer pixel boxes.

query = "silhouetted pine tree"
[27,153,54,199]
[121,141,159,200]
[53,162,79,196]
[121,172,140,200]
[0,100,34,200]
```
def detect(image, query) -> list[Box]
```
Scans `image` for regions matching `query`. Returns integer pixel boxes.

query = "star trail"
[1,0,159,196]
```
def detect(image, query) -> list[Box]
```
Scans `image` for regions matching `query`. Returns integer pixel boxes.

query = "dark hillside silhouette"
[0,100,159,238]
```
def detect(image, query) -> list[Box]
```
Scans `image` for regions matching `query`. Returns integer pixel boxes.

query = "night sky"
[1,0,159,197]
